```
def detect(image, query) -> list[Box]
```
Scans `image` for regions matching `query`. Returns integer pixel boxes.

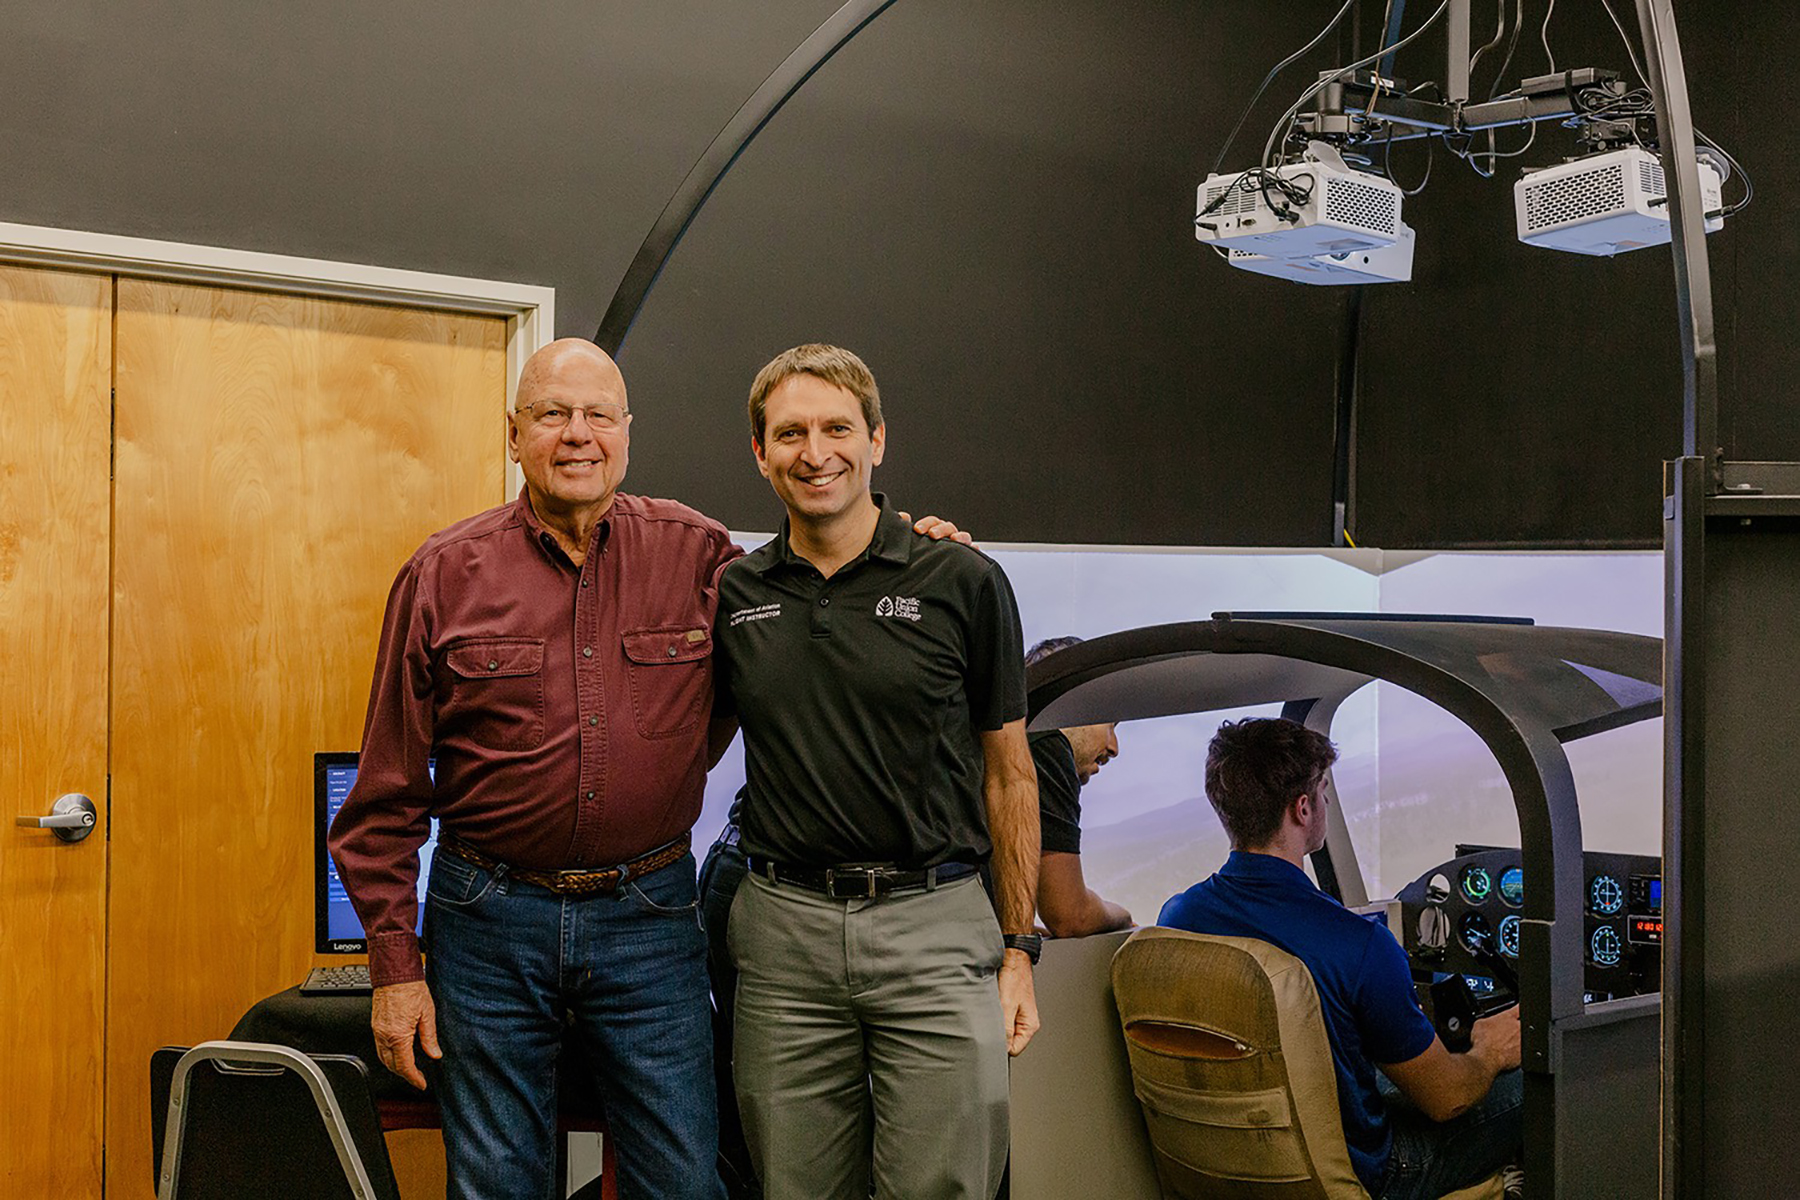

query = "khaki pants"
[728,871,1009,1200]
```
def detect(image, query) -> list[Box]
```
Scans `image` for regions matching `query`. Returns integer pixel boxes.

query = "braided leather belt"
[440,831,691,897]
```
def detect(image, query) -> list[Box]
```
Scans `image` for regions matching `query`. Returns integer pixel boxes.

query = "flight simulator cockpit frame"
[1025,611,1662,1199]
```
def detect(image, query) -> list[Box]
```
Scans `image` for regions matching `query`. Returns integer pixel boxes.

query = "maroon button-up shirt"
[329,491,740,985]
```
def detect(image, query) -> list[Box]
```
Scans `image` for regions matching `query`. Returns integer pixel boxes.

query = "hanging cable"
[1595,0,1753,215]
[1209,0,1361,177]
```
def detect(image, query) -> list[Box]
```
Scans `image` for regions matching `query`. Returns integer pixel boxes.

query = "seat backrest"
[1111,927,1370,1200]
[150,1041,401,1200]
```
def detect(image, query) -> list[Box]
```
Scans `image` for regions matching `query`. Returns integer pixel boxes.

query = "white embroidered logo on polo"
[729,603,782,627]
[875,596,921,621]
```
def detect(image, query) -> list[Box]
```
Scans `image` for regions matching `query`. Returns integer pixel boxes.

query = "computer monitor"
[314,751,438,954]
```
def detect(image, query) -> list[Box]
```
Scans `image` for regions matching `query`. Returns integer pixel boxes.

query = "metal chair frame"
[155,1039,382,1200]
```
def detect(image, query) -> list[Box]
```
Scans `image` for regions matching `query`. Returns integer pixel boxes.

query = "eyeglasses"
[514,400,630,432]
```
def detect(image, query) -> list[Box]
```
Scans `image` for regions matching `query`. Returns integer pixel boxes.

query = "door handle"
[15,793,98,843]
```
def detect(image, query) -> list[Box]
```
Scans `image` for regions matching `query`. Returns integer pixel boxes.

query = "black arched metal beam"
[1634,0,1719,481]
[595,0,902,355]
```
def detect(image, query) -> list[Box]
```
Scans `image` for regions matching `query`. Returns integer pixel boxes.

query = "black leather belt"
[749,857,978,900]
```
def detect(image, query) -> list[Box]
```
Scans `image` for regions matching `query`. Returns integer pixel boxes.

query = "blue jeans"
[424,848,725,1200]
[1376,1068,1524,1200]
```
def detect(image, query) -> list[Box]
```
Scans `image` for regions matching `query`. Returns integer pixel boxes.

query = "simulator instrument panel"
[1392,846,1661,1043]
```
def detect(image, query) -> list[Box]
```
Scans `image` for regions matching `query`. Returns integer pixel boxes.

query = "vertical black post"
[1661,457,1706,1200]
[1634,3,1723,1195]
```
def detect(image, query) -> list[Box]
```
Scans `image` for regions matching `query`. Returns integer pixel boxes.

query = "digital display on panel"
[323,762,437,944]
[1629,874,1662,915]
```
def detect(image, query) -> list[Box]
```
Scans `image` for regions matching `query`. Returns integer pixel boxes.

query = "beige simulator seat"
[1111,928,1503,1200]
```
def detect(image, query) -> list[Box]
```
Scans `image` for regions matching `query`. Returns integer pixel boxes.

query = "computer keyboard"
[300,964,373,996]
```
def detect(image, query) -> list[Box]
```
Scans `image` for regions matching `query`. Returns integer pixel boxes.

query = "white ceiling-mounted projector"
[1514,146,1724,256]
[1228,220,1415,285]
[1196,142,1405,260]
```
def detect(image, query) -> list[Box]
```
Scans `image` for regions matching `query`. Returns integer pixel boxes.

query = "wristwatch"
[1002,933,1043,965]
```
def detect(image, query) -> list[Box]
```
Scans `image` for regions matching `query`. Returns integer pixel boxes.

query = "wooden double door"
[0,263,506,1196]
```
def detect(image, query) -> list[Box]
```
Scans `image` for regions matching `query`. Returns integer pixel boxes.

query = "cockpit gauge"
[1590,924,1623,967]
[1590,874,1625,916]
[1458,911,1493,956]
[1498,867,1525,907]
[1459,865,1493,905]
[1497,914,1522,958]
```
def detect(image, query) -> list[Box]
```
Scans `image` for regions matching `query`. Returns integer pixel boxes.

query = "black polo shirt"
[715,498,1026,869]
[1030,730,1083,855]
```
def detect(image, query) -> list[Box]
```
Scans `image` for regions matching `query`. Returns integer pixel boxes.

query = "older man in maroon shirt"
[330,338,737,1200]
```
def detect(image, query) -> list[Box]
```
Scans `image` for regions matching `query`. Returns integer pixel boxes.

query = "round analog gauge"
[1499,867,1525,907]
[1497,914,1522,958]
[1590,924,1623,967]
[1458,911,1492,955]
[1590,874,1625,916]
[1460,865,1494,905]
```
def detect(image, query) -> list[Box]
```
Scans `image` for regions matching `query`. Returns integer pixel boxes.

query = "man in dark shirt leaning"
[328,338,964,1200]
[1159,718,1523,1200]
[714,344,1040,1200]
[1024,635,1133,938]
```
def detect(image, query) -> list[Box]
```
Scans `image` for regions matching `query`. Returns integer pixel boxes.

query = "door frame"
[0,221,555,491]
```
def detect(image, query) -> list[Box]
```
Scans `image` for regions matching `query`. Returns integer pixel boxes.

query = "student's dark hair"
[1025,635,1083,668]
[1203,718,1338,850]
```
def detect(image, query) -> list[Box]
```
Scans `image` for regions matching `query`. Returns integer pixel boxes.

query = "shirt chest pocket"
[442,638,546,752]
[622,625,712,740]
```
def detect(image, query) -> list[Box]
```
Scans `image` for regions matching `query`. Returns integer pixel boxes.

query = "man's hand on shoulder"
[371,979,442,1090]
[999,951,1040,1056]
[899,510,974,546]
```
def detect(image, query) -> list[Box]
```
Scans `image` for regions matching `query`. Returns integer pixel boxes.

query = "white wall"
[699,541,1664,922]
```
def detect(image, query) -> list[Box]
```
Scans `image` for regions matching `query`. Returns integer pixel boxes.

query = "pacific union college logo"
[875,596,922,621]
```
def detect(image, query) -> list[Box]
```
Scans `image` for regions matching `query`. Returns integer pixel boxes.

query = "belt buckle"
[560,866,621,895]
[825,867,880,900]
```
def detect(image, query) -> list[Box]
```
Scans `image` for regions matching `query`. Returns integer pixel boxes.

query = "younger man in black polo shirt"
[714,344,1041,1200]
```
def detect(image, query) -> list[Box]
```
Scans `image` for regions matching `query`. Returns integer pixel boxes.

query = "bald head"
[509,337,633,528]
[516,338,628,411]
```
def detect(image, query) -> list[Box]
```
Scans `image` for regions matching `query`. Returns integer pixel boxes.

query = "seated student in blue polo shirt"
[1159,718,1523,1200]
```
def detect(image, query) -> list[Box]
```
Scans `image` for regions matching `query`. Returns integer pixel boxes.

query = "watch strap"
[1002,933,1043,965]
